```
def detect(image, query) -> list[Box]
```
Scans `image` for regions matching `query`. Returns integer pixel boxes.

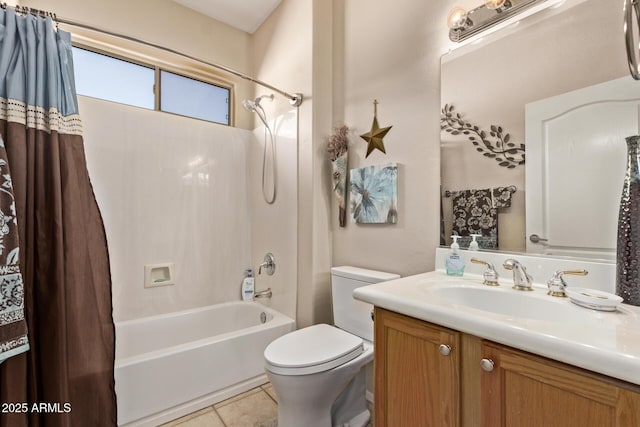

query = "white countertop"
[353,270,640,386]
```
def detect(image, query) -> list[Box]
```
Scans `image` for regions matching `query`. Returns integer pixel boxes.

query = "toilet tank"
[331,266,400,342]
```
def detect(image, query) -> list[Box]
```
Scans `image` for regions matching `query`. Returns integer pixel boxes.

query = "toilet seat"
[264,324,363,376]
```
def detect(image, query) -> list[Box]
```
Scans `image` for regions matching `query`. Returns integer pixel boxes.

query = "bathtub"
[115,301,295,426]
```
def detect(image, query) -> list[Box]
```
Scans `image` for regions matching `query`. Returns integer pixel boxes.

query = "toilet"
[264,266,400,427]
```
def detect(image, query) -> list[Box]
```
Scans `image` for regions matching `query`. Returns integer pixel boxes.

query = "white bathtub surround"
[249,102,299,320]
[115,301,295,427]
[81,96,254,321]
[82,94,300,324]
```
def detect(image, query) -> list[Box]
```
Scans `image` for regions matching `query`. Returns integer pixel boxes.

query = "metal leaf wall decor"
[440,104,525,169]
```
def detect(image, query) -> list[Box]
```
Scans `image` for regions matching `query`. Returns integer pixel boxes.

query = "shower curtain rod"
[2,3,304,107]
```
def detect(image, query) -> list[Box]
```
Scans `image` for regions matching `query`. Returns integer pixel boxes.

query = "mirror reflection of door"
[526,77,640,259]
[440,0,629,256]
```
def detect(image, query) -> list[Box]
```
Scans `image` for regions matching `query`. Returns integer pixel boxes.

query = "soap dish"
[565,288,623,311]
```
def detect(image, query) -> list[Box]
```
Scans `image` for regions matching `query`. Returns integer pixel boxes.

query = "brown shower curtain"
[0,8,117,427]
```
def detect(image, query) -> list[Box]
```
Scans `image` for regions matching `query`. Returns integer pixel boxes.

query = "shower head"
[242,99,257,113]
[254,93,274,107]
[243,94,274,131]
[242,94,274,113]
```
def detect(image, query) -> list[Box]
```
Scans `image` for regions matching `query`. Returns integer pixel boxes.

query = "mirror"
[440,0,632,258]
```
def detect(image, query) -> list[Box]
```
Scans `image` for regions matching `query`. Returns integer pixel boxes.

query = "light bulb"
[447,7,468,30]
[485,0,506,9]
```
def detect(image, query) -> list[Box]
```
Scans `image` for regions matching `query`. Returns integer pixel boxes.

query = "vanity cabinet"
[374,308,460,427]
[481,341,640,427]
[374,308,640,427]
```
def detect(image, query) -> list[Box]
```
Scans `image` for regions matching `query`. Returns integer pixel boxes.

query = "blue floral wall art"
[350,163,398,224]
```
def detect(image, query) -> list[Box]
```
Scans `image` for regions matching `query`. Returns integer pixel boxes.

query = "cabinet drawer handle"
[480,358,494,372]
[439,344,452,356]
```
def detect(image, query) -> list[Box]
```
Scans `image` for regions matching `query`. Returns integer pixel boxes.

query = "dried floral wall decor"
[440,104,525,169]
[328,124,350,227]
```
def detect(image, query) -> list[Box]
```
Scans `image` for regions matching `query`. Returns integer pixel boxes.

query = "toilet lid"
[264,324,364,376]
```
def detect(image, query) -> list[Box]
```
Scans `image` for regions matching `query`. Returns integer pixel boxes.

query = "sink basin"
[353,270,640,386]
[431,285,595,322]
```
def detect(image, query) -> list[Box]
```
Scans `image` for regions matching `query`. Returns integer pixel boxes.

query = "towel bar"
[625,0,640,80]
[444,185,516,198]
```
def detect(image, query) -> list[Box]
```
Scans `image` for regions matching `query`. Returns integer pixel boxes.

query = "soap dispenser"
[469,234,481,251]
[446,235,465,276]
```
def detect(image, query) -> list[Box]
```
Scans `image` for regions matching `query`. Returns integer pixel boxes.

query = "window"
[72,47,232,126]
[72,47,155,110]
[160,71,230,125]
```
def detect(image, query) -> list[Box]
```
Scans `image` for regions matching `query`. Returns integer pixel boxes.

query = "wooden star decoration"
[360,100,392,158]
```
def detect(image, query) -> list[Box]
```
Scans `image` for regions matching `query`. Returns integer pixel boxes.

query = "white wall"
[80,96,253,321]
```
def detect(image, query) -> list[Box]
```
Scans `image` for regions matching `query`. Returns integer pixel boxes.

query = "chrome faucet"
[470,257,499,286]
[254,288,273,299]
[503,259,533,291]
[258,253,276,276]
[547,269,588,297]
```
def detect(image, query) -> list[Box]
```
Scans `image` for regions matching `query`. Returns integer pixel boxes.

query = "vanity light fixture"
[485,0,507,10]
[447,6,469,30]
[448,0,545,42]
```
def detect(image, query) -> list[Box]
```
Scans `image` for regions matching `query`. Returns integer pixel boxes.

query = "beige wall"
[252,0,334,328]
[253,0,456,328]
[331,0,450,277]
[251,0,461,329]
[19,0,256,130]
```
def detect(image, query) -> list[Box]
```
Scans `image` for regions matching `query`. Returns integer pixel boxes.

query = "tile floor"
[161,382,374,427]
[160,383,279,427]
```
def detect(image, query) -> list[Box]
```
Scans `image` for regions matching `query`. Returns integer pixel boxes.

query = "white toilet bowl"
[264,324,373,427]
[264,266,399,427]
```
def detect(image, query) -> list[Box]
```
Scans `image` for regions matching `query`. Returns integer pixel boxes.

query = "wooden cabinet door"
[374,308,460,427]
[481,341,640,427]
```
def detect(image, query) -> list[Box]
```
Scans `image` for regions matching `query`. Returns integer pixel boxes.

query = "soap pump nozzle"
[469,234,481,251]
[450,235,460,252]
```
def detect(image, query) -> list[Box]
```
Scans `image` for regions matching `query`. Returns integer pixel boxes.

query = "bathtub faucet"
[258,253,276,276]
[254,288,272,299]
